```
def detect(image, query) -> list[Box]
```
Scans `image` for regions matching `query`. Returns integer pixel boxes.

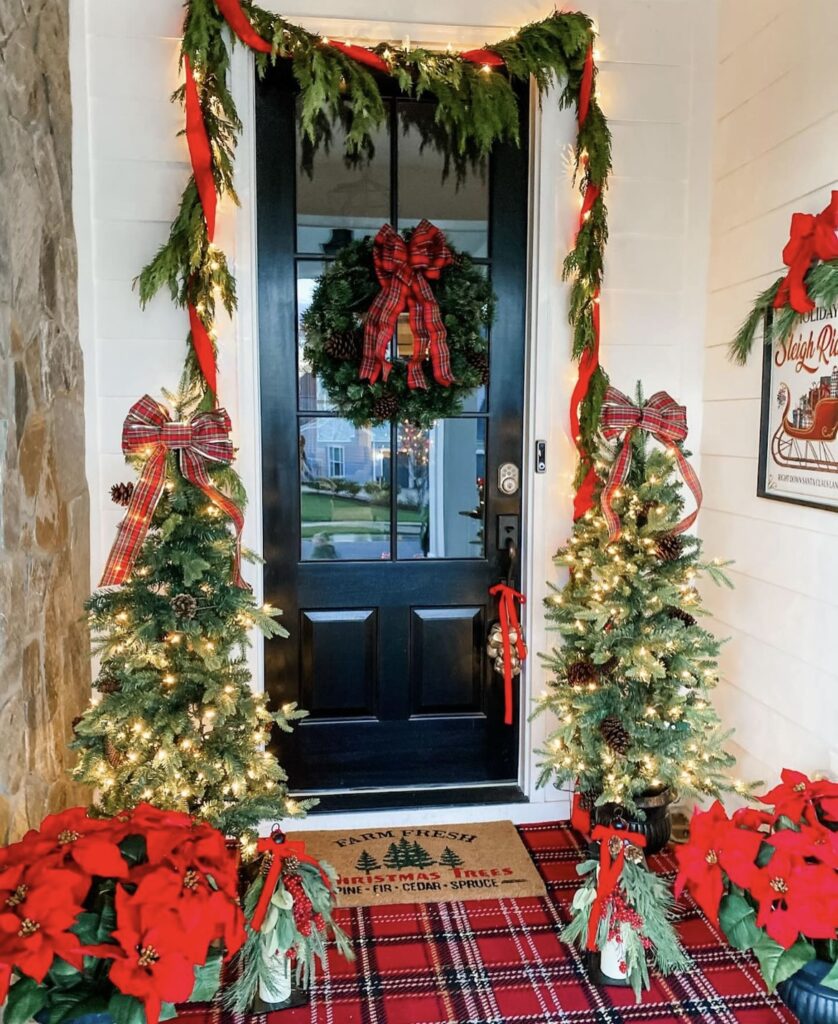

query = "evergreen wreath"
[302,231,496,427]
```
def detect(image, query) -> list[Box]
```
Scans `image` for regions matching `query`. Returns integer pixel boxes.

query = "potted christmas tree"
[536,385,741,852]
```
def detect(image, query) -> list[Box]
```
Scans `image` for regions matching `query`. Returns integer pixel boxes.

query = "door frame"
[222,14,580,830]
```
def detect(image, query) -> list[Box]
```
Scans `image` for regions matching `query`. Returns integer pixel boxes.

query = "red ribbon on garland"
[184,55,217,243]
[100,396,247,588]
[489,582,527,726]
[773,190,838,314]
[600,386,702,541]
[251,833,333,933]
[188,303,218,397]
[461,48,505,67]
[213,0,273,52]
[328,39,390,73]
[359,220,455,389]
[586,825,646,951]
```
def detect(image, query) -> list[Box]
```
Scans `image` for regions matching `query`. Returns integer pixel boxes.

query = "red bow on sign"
[774,191,838,314]
[250,832,333,933]
[100,396,247,589]
[600,387,702,541]
[586,825,647,951]
[359,221,455,390]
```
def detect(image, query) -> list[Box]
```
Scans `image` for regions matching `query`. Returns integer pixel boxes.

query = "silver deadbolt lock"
[498,462,520,495]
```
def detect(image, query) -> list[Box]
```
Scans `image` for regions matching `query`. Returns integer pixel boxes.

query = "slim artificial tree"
[72,393,310,841]
[536,391,742,818]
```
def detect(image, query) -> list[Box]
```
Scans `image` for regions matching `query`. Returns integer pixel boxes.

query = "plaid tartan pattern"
[359,220,455,390]
[176,822,797,1024]
[100,396,247,589]
[600,387,703,541]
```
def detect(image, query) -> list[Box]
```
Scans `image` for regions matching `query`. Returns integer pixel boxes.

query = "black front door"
[256,65,529,812]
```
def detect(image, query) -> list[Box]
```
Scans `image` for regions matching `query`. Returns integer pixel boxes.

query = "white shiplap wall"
[701,0,838,787]
[70,0,718,823]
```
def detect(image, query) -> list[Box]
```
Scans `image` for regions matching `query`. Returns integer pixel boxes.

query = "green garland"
[302,233,495,427]
[136,0,611,454]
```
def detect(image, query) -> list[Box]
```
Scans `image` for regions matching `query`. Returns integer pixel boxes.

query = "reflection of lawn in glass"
[301,492,421,537]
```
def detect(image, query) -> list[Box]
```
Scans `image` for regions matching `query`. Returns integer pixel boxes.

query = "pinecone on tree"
[170,592,198,621]
[104,737,123,769]
[466,349,490,385]
[635,501,655,529]
[566,660,597,688]
[655,533,684,562]
[110,482,134,507]
[95,671,122,695]
[372,392,399,422]
[324,332,358,360]
[599,714,631,754]
[667,606,696,628]
[578,790,598,812]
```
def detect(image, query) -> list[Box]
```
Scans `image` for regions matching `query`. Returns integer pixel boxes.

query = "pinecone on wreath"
[655,533,684,562]
[599,714,631,754]
[372,392,400,422]
[170,592,198,621]
[666,606,696,628]
[566,660,597,688]
[324,331,358,361]
[282,853,301,876]
[466,349,490,385]
[110,481,134,507]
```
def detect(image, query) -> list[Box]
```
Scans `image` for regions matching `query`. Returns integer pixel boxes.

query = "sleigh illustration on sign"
[772,382,838,473]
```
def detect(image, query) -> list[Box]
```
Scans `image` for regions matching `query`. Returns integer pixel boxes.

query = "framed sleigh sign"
[758,304,838,511]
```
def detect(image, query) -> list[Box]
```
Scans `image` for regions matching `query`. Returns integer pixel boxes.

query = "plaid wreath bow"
[359,220,455,390]
[600,387,702,541]
[100,395,247,589]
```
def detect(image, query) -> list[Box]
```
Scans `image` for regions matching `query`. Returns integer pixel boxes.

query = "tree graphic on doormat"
[383,843,402,870]
[382,839,437,868]
[410,842,436,868]
[439,846,465,869]
[355,849,381,873]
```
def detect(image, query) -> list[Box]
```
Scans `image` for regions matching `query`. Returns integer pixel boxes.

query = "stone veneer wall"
[0,0,90,840]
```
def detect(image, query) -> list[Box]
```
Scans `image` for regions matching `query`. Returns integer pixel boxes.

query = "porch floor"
[179,822,796,1023]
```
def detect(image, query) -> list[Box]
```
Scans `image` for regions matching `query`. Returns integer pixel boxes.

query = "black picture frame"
[757,307,838,513]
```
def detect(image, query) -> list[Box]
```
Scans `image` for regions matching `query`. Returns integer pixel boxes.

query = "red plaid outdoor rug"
[177,821,797,1023]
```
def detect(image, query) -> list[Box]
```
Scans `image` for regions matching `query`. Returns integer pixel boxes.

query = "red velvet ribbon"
[586,825,646,951]
[578,44,594,126]
[184,55,217,243]
[213,0,273,52]
[251,834,333,934]
[461,48,505,67]
[188,303,218,397]
[100,396,247,589]
[359,221,455,389]
[600,387,702,541]
[327,39,390,73]
[774,190,838,314]
[571,791,592,837]
[489,582,527,726]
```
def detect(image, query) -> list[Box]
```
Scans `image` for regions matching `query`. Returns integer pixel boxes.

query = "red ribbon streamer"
[359,220,455,390]
[327,40,390,73]
[213,0,273,52]
[773,190,838,314]
[586,825,647,951]
[100,396,247,589]
[461,48,505,67]
[578,44,594,126]
[251,834,333,934]
[489,583,527,726]
[600,386,702,541]
[188,303,218,396]
[184,55,217,244]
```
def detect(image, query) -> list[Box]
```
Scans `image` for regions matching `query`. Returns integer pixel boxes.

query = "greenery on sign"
[534,414,740,815]
[138,0,611,457]
[302,232,495,427]
[71,394,312,840]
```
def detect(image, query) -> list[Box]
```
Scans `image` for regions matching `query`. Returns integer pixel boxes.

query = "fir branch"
[727,278,782,365]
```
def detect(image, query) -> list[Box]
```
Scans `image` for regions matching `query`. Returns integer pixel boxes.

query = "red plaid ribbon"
[774,189,838,314]
[359,221,455,390]
[251,832,332,933]
[100,396,247,589]
[489,582,527,726]
[586,825,647,951]
[600,387,702,541]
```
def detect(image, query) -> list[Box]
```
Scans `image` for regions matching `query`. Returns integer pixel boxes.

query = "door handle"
[504,536,517,587]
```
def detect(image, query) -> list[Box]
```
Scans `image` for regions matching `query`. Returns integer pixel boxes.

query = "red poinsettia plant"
[675,770,838,992]
[0,804,245,1024]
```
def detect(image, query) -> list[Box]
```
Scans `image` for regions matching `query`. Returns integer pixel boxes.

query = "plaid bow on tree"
[600,387,702,541]
[359,220,455,390]
[100,395,247,589]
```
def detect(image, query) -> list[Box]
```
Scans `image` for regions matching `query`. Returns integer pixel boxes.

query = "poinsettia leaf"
[72,911,101,946]
[822,959,838,991]
[719,893,761,951]
[118,834,146,865]
[752,933,815,992]
[159,1002,178,1021]
[50,991,110,1024]
[5,977,48,1024]
[108,992,146,1024]
[47,958,82,986]
[189,952,223,1002]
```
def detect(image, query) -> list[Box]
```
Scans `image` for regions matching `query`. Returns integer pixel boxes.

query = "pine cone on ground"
[466,349,490,385]
[110,482,134,507]
[324,332,359,361]
[372,392,399,422]
[95,671,122,695]
[599,714,631,755]
[667,606,696,628]
[171,592,198,621]
[566,660,597,688]
[655,533,684,562]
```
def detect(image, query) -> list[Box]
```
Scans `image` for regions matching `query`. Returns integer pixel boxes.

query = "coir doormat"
[286,819,546,907]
